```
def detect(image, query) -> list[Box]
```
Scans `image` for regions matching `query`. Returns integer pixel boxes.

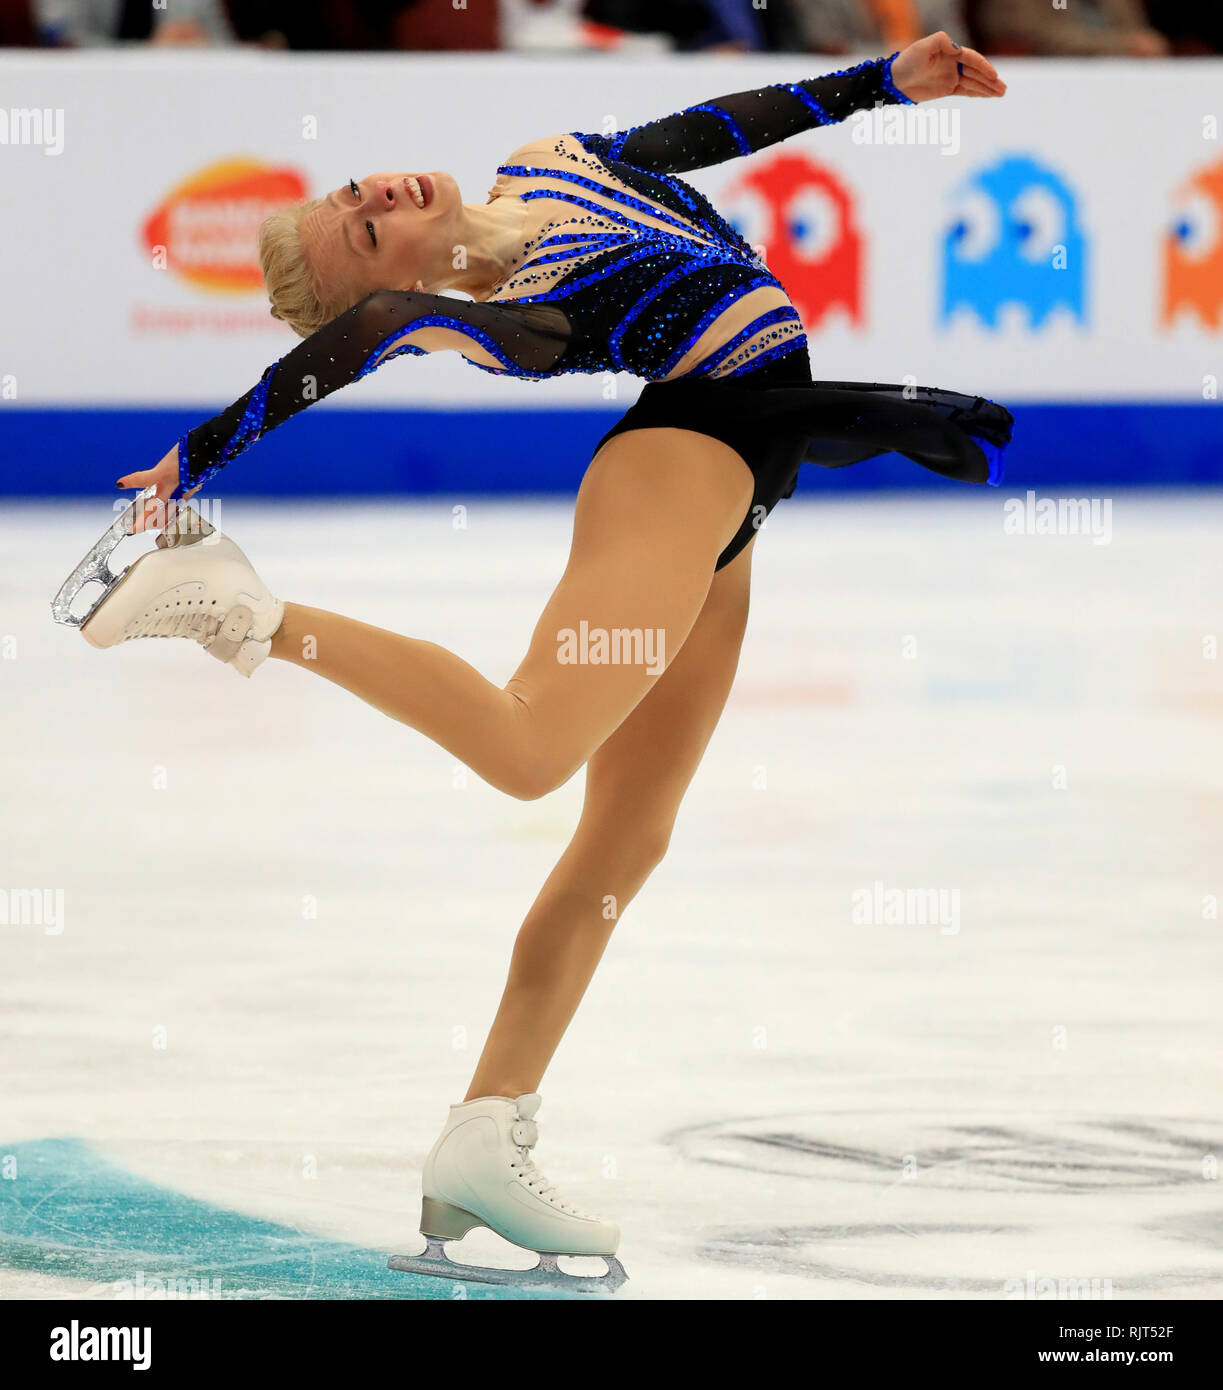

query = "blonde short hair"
[258,200,351,339]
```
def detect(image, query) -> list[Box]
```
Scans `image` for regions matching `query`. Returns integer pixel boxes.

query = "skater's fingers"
[129,491,187,534]
[951,50,1006,96]
[115,473,173,533]
[956,75,1004,98]
[128,498,163,534]
[116,441,180,490]
[117,444,182,531]
[115,470,176,500]
[114,468,158,490]
[956,46,1001,83]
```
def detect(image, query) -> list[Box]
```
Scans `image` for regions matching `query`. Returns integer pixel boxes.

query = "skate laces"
[510,1117,557,1198]
[123,608,221,645]
[509,1114,590,1217]
[512,1152,559,1201]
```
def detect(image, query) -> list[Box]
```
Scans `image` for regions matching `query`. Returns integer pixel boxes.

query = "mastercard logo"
[142,158,309,294]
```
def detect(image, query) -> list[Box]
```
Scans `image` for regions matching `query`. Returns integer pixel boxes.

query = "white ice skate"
[51,486,284,678]
[387,1093,627,1294]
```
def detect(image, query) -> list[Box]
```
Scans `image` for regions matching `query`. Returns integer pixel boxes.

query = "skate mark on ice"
[696,1223,1222,1295]
[667,1112,1223,1192]
[702,1222,1026,1294]
[1142,1208,1223,1251]
[0,1138,571,1300]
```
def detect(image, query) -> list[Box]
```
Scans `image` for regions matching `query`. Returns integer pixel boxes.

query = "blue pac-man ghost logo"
[942,154,1087,329]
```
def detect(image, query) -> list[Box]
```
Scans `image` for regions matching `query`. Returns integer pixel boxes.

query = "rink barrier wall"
[2,402,1220,495]
[5,54,1223,427]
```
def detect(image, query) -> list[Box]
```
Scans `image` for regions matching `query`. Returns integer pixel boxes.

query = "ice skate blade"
[51,486,159,629]
[387,1238,628,1295]
[51,487,212,630]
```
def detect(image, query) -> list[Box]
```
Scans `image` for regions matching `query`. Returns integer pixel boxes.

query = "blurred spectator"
[677,0,768,51]
[225,0,499,50]
[221,2,371,49]
[221,1,319,47]
[1,0,37,43]
[34,0,235,44]
[791,0,968,54]
[390,0,497,49]
[580,0,770,52]
[1145,0,1223,55]
[12,0,1208,53]
[502,0,667,51]
[972,0,1169,56]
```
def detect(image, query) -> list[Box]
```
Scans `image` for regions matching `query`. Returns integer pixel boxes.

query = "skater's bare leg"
[269,430,752,800]
[464,540,754,1100]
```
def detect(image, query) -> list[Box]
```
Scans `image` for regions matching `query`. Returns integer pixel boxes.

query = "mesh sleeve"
[177,289,571,493]
[573,54,913,176]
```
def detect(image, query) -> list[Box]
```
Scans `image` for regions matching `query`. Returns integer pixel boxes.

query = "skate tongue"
[155,504,215,550]
[515,1092,542,1120]
[511,1117,538,1148]
[512,1092,542,1148]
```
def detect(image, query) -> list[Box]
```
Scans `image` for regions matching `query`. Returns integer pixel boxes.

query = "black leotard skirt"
[592,351,1014,570]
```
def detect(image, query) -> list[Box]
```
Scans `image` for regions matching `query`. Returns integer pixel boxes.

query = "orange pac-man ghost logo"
[142,159,309,295]
[717,152,863,330]
[1163,157,1223,330]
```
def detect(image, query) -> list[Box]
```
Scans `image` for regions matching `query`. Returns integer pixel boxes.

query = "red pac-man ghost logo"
[718,153,863,330]
[1163,157,1223,329]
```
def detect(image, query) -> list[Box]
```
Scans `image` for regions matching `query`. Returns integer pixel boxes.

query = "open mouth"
[404,174,433,210]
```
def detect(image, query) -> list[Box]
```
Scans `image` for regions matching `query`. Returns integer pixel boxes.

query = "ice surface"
[1,491,1220,1300]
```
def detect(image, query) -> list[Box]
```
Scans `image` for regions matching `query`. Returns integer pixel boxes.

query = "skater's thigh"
[505,429,753,762]
[581,537,754,831]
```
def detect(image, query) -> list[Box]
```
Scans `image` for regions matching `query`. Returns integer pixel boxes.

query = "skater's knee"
[489,741,582,802]
[579,812,674,886]
[497,759,575,802]
[492,687,584,801]
[631,823,673,879]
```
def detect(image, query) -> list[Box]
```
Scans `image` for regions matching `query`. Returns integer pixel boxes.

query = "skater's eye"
[365,220,377,248]
[349,178,361,201]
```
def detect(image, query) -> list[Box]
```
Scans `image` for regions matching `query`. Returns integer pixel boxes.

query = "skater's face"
[303,170,461,304]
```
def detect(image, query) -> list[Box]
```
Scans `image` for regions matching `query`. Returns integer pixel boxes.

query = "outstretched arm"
[117,290,570,526]
[573,33,1005,175]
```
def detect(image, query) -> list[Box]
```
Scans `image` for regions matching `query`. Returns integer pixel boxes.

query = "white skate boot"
[52,487,283,678]
[387,1093,627,1293]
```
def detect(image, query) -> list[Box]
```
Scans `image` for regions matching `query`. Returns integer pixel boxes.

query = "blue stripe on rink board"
[0,1137,571,1300]
[1,403,1221,496]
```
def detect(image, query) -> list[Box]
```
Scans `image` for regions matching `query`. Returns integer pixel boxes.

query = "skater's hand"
[890,32,1006,103]
[116,443,198,533]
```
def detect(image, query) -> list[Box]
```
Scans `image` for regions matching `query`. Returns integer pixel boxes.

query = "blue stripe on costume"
[356,316,550,380]
[691,103,753,156]
[784,84,833,125]
[881,52,915,106]
[970,433,1008,486]
[694,306,802,376]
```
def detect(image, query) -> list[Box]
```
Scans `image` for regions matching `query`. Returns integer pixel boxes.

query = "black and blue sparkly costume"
[177,54,1013,570]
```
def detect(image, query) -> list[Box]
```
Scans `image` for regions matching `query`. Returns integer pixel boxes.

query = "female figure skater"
[72,32,1008,1290]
